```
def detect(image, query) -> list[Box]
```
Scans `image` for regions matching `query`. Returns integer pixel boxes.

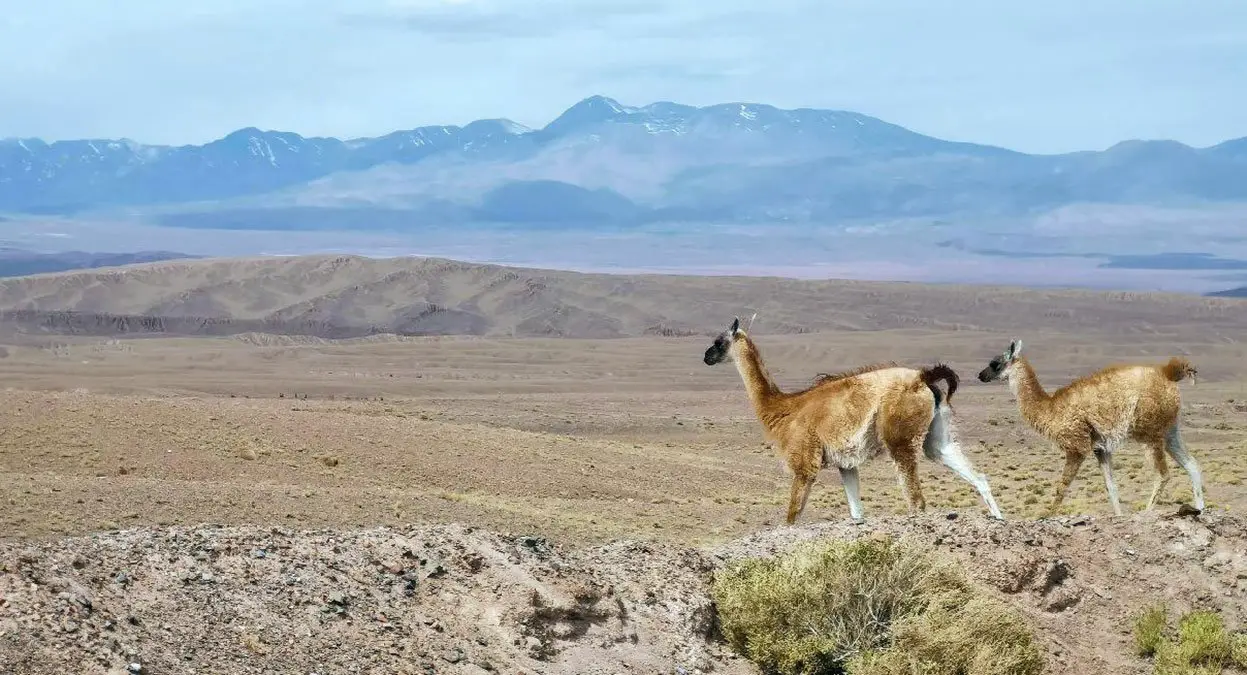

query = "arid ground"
[1,256,1246,674]
[2,329,1246,543]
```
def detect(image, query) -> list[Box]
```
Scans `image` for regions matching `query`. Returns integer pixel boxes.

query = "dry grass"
[711,536,1043,675]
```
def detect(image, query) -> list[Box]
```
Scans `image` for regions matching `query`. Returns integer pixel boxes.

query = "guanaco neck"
[1007,357,1054,432]
[731,335,788,429]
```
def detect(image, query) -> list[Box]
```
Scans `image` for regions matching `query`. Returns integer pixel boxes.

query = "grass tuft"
[1135,604,1168,657]
[1138,604,1246,675]
[711,536,1042,675]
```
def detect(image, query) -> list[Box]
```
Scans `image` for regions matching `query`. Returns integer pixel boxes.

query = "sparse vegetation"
[1134,605,1247,674]
[1135,604,1168,657]
[711,536,1043,675]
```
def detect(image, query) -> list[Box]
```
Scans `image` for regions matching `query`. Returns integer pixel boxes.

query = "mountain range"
[2,95,1246,227]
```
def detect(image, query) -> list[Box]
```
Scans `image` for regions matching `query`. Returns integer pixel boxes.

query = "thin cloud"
[342,0,665,39]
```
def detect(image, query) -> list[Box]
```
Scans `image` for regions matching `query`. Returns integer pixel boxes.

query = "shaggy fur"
[978,340,1205,516]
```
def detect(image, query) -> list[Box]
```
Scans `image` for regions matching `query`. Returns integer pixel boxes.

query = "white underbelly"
[822,420,884,469]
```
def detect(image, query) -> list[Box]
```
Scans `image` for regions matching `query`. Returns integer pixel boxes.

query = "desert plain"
[1,255,1246,674]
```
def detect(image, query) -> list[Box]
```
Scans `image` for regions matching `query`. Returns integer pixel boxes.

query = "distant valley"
[4,96,1246,294]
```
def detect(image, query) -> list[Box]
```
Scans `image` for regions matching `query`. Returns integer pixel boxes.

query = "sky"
[1,0,1245,154]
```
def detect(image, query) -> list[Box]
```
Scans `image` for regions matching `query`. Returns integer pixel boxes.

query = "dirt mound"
[0,524,744,675]
[3,512,1244,675]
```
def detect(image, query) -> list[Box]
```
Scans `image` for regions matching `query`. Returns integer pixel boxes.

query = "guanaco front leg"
[1045,447,1087,516]
[785,472,817,525]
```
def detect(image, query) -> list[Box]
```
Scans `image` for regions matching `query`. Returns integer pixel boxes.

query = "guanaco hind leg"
[1094,446,1124,517]
[894,452,927,514]
[923,407,1004,520]
[1145,438,1172,510]
[838,467,865,522]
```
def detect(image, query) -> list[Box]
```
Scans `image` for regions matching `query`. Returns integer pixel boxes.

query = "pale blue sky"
[2,0,1244,153]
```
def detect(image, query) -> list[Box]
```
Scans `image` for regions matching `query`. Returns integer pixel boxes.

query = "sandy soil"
[1,257,1246,673]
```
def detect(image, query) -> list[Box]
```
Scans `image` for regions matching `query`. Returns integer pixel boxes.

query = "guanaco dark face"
[703,317,740,366]
[978,339,1023,382]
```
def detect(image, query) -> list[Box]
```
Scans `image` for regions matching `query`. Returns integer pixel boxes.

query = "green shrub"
[1178,611,1232,666]
[710,536,1043,675]
[1135,605,1169,657]
[1139,605,1245,675]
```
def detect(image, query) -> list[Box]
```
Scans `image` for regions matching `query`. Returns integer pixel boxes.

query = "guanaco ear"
[730,317,741,334]
[1007,339,1024,360]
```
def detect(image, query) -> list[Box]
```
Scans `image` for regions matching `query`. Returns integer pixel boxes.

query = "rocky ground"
[3,509,1244,675]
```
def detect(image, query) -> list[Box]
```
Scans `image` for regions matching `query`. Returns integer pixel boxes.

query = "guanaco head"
[703,315,752,366]
[978,339,1023,383]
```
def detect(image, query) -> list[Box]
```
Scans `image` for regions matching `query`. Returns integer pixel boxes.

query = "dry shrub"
[1233,633,1247,669]
[850,592,1044,675]
[711,536,1042,675]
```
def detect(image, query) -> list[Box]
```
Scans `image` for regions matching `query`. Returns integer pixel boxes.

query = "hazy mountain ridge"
[2,96,1245,225]
[0,248,196,278]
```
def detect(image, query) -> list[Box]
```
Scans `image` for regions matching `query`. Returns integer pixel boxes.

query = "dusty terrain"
[3,512,1245,674]
[2,256,1246,673]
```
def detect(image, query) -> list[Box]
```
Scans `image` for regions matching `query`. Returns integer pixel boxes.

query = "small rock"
[422,559,448,579]
[946,512,959,520]
[327,591,348,606]
[126,664,143,674]
[251,549,267,559]
[442,648,463,664]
